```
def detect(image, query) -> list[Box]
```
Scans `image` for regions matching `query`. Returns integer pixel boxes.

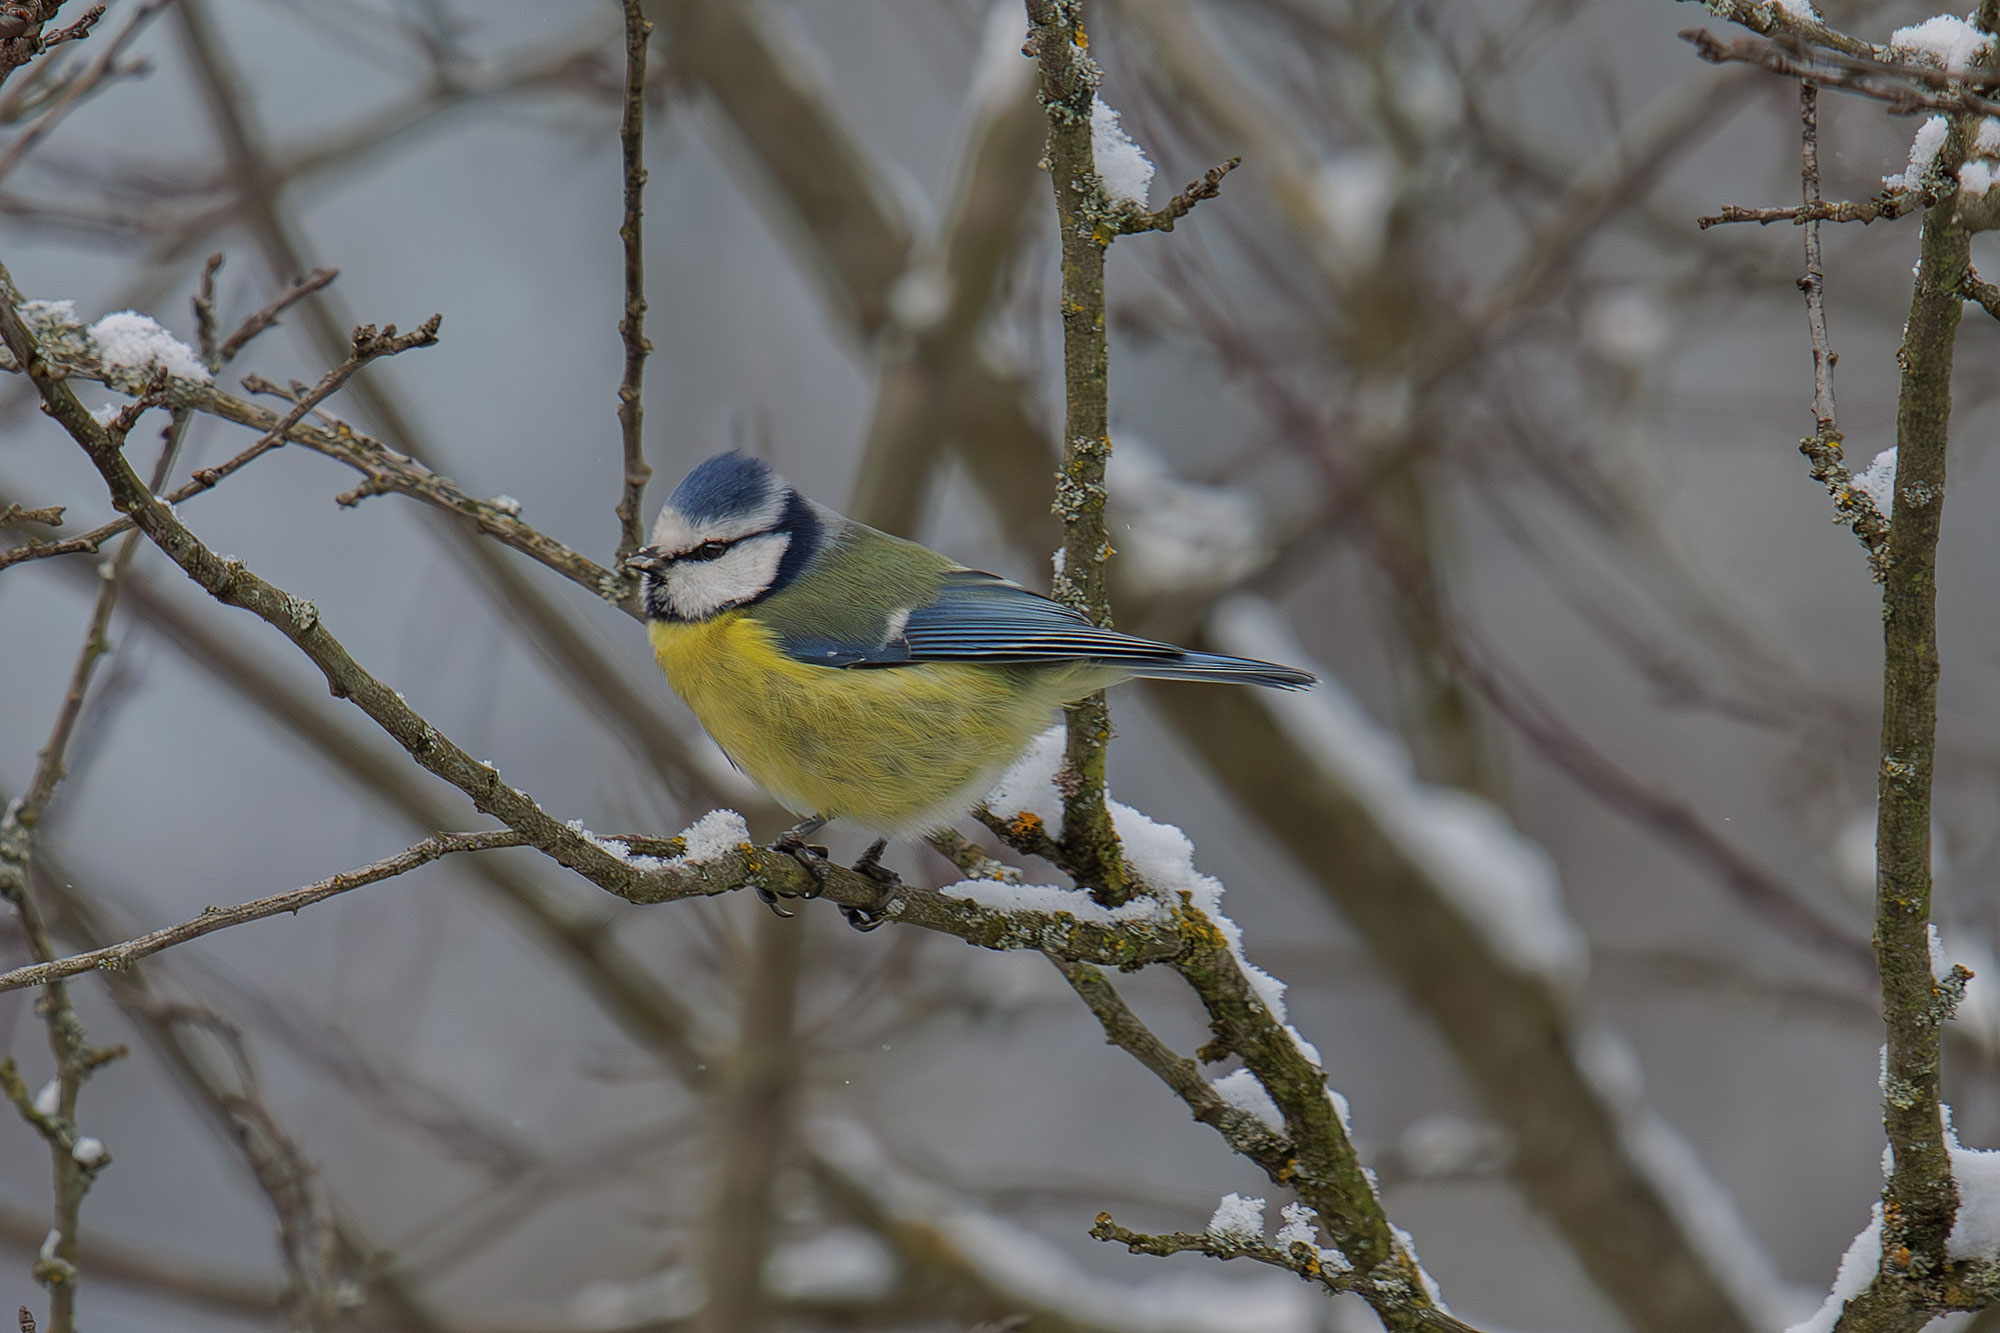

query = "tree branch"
[1831,113,1974,1333]
[611,0,652,578]
[0,831,524,994]
[1025,0,1126,905]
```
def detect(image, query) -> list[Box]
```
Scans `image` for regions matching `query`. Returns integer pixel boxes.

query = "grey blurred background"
[3,0,1998,1330]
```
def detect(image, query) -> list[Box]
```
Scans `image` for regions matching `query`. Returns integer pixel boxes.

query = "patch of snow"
[1393,1225,1449,1309]
[1946,1105,2000,1260]
[1211,597,1588,984]
[1584,289,1671,368]
[1112,789,1290,1019]
[1890,14,1993,70]
[1206,1192,1266,1241]
[763,1228,896,1302]
[941,876,1167,926]
[678,809,750,862]
[1948,933,2000,1057]
[1213,1068,1284,1131]
[1577,1026,1792,1329]
[565,808,748,871]
[32,1079,59,1119]
[970,2,1033,118]
[489,495,521,516]
[570,1267,704,1330]
[888,265,951,330]
[1395,1114,1508,1179]
[1395,59,1460,136]
[1309,151,1396,272]
[20,298,77,328]
[1772,0,1820,17]
[1108,437,1271,596]
[1092,96,1155,207]
[87,311,210,386]
[1274,1202,1319,1250]
[1885,116,1950,190]
[985,726,1068,835]
[70,1137,106,1167]
[1285,1026,1323,1066]
[1853,448,1897,510]
[1786,1205,1881,1333]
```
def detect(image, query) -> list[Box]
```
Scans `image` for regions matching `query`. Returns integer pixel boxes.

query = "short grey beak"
[625,547,669,575]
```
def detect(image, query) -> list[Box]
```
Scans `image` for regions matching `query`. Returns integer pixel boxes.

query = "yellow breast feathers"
[649,612,1081,835]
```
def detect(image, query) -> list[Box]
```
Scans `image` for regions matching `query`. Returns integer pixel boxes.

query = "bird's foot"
[761,817,831,918]
[838,837,897,933]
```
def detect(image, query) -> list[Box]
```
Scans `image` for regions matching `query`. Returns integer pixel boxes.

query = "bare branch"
[611,0,652,576]
[0,502,60,527]
[1089,1214,1364,1299]
[0,312,439,573]
[1962,265,2000,320]
[0,831,525,995]
[1121,155,1241,235]
[1699,192,1925,229]
[1024,0,1127,905]
[0,0,168,187]
[215,265,338,365]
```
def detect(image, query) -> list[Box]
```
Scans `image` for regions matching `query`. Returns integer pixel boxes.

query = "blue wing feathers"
[775,569,1314,689]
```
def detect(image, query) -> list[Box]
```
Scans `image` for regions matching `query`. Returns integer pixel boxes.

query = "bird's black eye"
[687,540,731,562]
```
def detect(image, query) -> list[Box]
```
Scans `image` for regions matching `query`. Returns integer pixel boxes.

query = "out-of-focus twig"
[695,907,801,1333]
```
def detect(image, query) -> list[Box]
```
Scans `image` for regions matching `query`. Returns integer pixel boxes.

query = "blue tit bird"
[626,451,1314,842]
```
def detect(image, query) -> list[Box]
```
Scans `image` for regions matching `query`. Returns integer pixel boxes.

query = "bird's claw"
[839,837,896,933]
[761,818,830,918]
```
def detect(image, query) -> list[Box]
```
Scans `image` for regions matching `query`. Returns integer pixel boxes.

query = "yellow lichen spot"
[1075,27,1088,47]
[1277,1159,1299,1182]
[1175,906,1231,952]
[1009,811,1045,840]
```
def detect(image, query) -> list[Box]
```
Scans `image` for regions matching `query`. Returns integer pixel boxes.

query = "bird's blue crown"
[668,451,780,524]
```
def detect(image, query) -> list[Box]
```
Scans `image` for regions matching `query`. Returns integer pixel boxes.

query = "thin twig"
[1089,1214,1360,1296]
[1698,192,1924,229]
[0,313,436,572]
[0,383,188,1333]
[190,251,224,368]
[1791,82,1891,575]
[0,0,169,186]
[1680,25,2000,120]
[1123,155,1240,234]
[611,0,652,575]
[0,831,525,995]
[695,906,801,1333]
[200,315,441,486]
[0,502,60,527]
[215,266,337,365]
[1962,266,2000,321]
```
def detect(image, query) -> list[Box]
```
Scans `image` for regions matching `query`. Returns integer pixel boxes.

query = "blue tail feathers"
[1131,650,1316,690]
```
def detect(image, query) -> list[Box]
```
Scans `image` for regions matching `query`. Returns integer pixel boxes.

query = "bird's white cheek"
[666,533,791,619]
